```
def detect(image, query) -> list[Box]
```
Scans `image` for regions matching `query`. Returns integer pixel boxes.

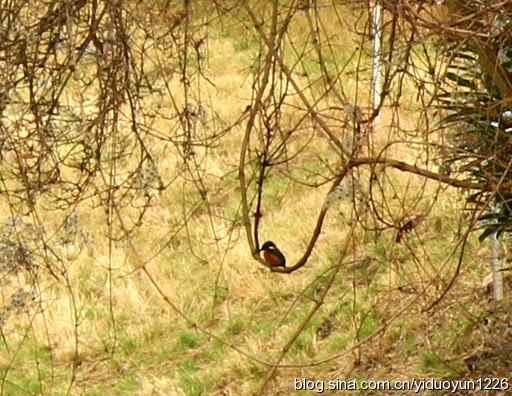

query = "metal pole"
[371,1,383,246]
[371,1,382,117]
[490,203,503,301]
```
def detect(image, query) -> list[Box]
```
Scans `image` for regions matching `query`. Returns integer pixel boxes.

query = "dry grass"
[0,4,510,396]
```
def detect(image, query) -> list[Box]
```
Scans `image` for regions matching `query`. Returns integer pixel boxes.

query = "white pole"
[490,203,503,301]
[371,1,382,118]
[370,1,383,246]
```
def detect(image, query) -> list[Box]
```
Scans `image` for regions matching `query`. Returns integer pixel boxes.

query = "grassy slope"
[1,4,509,396]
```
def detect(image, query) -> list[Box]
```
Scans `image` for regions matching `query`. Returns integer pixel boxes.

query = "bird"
[259,241,286,268]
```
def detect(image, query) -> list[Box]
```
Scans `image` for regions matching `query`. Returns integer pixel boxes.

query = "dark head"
[260,241,277,251]
[259,240,286,268]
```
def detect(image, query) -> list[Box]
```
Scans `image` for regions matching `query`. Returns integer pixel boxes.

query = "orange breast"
[263,250,284,267]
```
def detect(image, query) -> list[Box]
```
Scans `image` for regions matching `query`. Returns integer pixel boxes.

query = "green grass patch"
[178,359,212,396]
[120,336,139,356]
[203,338,225,363]
[327,334,350,352]
[115,374,139,393]
[357,309,381,339]
[84,391,106,396]
[253,319,276,336]
[233,35,259,53]
[176,330,202,351]
[226,316,246,336]
[212,285,230,306]
[421,351,455,376]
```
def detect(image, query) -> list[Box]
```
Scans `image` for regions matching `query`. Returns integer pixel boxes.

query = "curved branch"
[273,156,495,273]
[348,157,490,190]
[239,1,279,258]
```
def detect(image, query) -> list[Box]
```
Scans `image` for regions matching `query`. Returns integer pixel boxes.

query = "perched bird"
[259,241,286,268]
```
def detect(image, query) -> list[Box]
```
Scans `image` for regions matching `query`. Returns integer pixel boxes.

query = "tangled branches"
[0,0,510,393]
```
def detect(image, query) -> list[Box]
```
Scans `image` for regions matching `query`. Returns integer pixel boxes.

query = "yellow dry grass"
[0,4,506,396]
